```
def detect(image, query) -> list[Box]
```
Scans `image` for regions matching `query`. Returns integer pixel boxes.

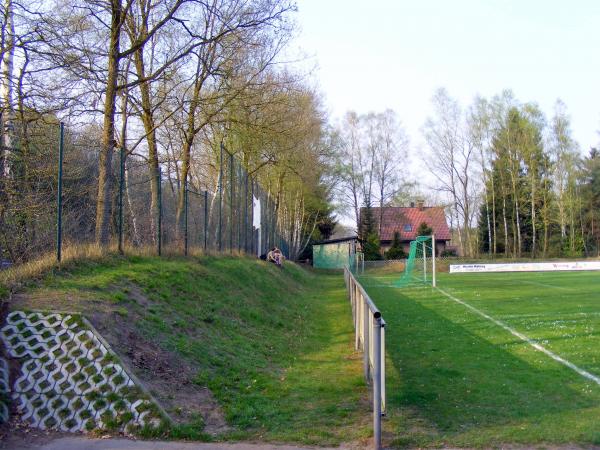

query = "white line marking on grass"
[435,287,600,386]
[514,279,572,291]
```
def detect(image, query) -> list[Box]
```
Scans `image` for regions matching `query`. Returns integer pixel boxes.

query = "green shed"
[312,237,358,269]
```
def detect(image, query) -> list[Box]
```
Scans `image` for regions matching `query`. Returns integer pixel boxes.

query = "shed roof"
[313,236,358,245]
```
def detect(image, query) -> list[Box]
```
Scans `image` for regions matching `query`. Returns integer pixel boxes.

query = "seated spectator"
[267,247,283,266]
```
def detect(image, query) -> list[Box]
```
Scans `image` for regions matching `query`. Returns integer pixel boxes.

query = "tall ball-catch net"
[394,235,435,287]
[355,235,436,288]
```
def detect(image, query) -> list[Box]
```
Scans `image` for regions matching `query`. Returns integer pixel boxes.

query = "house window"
[403,224,412,232]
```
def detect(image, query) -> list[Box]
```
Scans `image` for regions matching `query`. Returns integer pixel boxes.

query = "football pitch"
[359,270,600,447]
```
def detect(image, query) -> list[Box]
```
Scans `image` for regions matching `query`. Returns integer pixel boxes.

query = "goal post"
[432,234,436,287]
[393,235,436,287]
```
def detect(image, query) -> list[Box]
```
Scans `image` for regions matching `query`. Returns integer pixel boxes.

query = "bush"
[363,232,383,261]
[416,222,433,236]
[440,248,457,257]
[385,232,406,260]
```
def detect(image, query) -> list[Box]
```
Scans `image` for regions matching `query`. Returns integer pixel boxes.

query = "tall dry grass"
[0,242,237,301]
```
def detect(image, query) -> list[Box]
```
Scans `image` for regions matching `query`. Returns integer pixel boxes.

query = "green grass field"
[2,256,371,445]
[360,270,600,448]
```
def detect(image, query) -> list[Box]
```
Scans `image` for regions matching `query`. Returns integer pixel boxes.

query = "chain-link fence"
[0,118,290,267]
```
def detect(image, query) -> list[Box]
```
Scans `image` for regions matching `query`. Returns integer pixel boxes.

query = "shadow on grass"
[374,287,595,435]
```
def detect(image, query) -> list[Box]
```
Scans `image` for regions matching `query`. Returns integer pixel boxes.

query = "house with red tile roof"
[359,202,451,255]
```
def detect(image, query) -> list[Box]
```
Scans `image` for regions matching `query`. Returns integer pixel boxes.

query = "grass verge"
[5,255,370,446]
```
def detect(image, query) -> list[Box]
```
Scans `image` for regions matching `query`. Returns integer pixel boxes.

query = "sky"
[294,0,600,154]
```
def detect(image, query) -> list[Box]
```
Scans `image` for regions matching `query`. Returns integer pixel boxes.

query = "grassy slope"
[4,256,370,445]
[365,271,600,448]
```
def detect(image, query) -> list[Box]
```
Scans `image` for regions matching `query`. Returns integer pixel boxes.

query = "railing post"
[56,122,64,263]
[363,300,370,380]
[355,285,360,351]
[373,315,382,450]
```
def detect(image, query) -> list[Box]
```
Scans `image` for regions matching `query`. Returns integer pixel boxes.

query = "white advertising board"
[449,261,600,274]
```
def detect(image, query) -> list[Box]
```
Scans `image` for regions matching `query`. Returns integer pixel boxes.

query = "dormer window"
[403,224,412,232]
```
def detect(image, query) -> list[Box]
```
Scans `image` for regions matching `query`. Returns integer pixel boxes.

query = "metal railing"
[344,266,386,450]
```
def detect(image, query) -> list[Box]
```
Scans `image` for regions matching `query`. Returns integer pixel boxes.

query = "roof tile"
[361,207,451,241]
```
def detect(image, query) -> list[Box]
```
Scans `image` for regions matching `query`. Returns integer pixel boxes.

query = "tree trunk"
[127,9,163,245]
[511,173,521,257]
[175,59,202,239]
[95,0,122,246]
[124,160,140,246]
[0,0,14,177]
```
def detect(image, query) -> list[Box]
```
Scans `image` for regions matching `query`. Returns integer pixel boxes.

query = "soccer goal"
[394,235,436,287]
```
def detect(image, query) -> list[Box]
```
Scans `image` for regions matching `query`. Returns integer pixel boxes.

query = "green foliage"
[478,106,552,256]
[385,231,406,260]
[359,203,382,260]
[316,215,337,241]
[363,232,382,261]
[440,248,457,257]
[581,148,600,255]
[297,183,338,261]
[416,222,433,237]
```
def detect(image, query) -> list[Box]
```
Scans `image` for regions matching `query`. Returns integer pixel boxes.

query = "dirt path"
[5,436,341,450]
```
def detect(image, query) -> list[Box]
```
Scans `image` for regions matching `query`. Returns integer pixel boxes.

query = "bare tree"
[423,88,477,256]
[373,109,408,236]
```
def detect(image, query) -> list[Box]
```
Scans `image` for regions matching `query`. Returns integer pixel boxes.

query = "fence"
[0,118,290,267]
[344,266,385,450]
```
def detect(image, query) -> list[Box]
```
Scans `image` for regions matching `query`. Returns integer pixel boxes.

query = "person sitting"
[267,247,283,266]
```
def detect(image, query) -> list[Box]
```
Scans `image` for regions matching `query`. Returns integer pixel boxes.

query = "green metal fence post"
[184,173,189,257]
[0,112,3,183]
[229,151,234,254]
[157,166,162,256]
[264,197,269,253]
[118,146,124,255]
[56,122,64,262]
[218,143,223,252]
[204,190,208,251]
[250,179,254,255]
[238,164,242,253]
[244,172,248,253]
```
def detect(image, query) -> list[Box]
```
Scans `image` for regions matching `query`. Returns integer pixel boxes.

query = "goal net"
[393,235,436,287]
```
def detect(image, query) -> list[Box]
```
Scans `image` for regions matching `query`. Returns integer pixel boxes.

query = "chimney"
[416,199,424,210]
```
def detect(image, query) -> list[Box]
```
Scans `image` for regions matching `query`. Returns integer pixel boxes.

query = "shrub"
[363,232,383,261]
[385,232,406,260]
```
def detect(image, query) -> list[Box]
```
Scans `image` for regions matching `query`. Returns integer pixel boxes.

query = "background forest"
[1,0,599,264]
[0,0,337,263]
[332,89,600,260]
